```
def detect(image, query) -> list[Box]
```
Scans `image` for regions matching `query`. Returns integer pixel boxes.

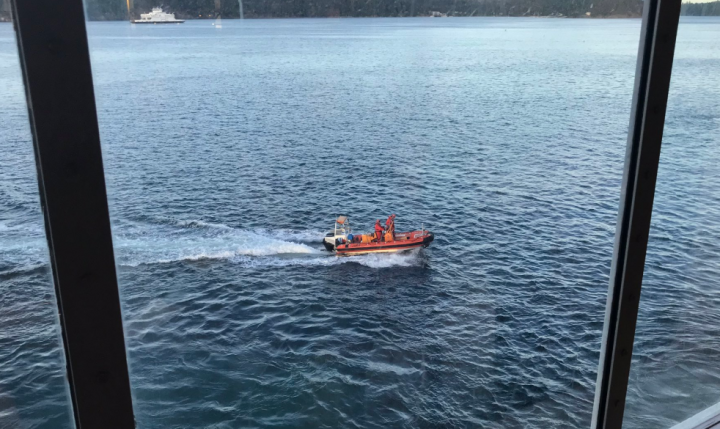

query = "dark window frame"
[591,0,682,427]
[9,0,681,427]
[11,0,135,427]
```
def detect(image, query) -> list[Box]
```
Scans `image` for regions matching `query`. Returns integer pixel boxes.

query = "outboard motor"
[323,232,336,251]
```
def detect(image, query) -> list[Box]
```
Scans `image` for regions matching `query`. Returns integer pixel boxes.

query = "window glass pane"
[0,19,75,429]
[624,16,720,428]
[83,5,642,427]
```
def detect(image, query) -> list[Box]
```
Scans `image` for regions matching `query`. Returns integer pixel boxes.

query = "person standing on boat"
[385,214,396,240]
[374,219,385,243]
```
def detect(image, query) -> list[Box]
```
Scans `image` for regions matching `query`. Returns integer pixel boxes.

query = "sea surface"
[1,17,719,429]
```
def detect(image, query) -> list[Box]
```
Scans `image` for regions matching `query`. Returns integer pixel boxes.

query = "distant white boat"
[132,7,184,24]
[212,16,222,28]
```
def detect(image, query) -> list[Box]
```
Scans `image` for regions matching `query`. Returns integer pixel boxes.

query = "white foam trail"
[0,220,49,273]
[258,228,326,243]
[346,250,423,268]
[0,220,44,235]
[174,219,233,230]
[1,216,422,270]
[229,248,424,269]
[0,262,49,277]
[116,227,320,267]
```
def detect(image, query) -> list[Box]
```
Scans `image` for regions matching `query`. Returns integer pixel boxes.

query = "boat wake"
[229,248,424,269]
[115,218,424,268]
[115,218,322,266]
[0,217,425,273]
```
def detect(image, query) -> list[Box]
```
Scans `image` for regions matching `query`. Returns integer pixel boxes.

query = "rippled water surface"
[1,17,719,429]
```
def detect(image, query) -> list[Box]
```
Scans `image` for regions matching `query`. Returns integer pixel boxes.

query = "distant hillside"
[1,0,718,23]
[90,0,645,21]
[681,1,720,15]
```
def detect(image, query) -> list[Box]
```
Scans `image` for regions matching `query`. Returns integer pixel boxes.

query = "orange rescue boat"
[322,215,434,256]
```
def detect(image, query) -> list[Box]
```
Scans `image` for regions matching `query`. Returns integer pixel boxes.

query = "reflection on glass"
[0,21,75,429]
[624,16,720,429]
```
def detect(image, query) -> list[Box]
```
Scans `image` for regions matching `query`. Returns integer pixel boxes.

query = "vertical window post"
[11,0,135,427]
[592,0,682,427]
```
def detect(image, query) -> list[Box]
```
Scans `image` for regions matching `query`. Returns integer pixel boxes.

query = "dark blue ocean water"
[1,17,719,429]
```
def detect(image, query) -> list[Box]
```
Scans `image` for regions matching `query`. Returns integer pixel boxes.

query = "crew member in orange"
[385,214,396,240]
[374,220,384,242]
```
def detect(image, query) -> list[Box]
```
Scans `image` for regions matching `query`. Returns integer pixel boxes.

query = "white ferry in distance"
[132,8,184,24]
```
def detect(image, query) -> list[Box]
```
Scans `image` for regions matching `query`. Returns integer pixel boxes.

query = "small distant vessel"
[132,8,184,24]
[323,215,434,256]
[212,16,222,28]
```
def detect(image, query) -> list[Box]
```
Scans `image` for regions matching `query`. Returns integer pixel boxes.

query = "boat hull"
[334,231,434,256]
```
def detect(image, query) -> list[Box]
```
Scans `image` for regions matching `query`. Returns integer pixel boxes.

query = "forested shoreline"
[1,0,719,22]
[682,0,720,15]
[94,0,645,20]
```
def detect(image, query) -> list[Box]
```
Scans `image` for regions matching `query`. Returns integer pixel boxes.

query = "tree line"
[681,1,720,16]
[91,0,646,20]
[2,0,719,23]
